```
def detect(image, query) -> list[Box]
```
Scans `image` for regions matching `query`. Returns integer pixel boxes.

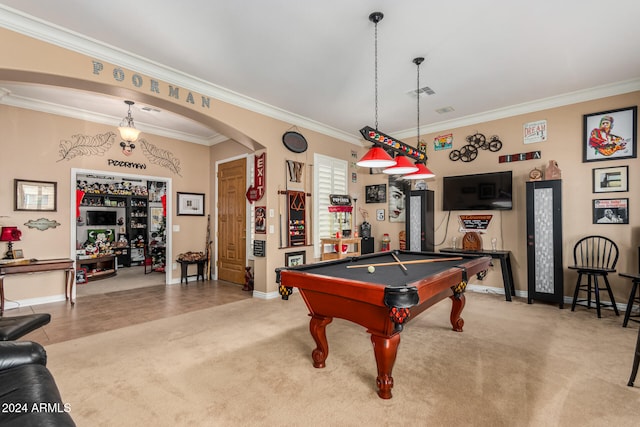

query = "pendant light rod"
[369,12,383,130]
[413,57,424,143]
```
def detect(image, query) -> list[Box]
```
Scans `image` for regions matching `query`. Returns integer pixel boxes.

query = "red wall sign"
[246,153,266,202]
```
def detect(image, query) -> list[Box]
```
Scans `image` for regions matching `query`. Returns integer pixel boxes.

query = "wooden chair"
[569,235,619,318]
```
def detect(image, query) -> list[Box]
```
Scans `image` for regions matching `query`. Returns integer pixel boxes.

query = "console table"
[0,258,75,314]
[440,248,516,302]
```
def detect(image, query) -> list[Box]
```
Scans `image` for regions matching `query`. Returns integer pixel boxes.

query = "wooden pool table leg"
[309,314,333,368]
[449,294,466,332]
[370,332,401,399]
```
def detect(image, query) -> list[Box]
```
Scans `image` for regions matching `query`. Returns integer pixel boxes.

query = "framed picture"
[593,166,628,193]
[255,206,266,234]
[76,267,88,285]
[592,198,628,224]
[11,249,24,259]
[14,179,57,211]
[177,192,205,216]
[285,251,306,267]
[583,106,637,162]
[376,209,385,221]
[365,184,386,203]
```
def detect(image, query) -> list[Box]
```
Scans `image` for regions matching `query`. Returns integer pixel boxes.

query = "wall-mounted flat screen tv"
[442,171,513,211]
[86,210,117,226]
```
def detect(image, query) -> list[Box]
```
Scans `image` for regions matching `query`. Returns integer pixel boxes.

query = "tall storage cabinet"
[526,180,563,307]
[405,190,434,252]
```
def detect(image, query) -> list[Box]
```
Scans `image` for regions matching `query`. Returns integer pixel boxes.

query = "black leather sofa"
[0,341,75,426]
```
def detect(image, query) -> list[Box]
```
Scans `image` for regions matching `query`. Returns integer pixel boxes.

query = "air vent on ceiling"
[141,106,161,113]
[408,86,435,96]
[435,106,455,114]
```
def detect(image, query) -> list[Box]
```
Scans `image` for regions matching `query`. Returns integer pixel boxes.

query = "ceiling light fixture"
[405,57,435,180]
[117,100,141,143]
[356,12,396,169]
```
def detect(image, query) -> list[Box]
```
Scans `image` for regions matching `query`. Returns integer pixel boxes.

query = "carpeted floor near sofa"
[45,292,640,426]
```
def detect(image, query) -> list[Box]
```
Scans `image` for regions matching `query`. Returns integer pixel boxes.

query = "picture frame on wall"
[14,179,57,211]
[583,106,637,162]
[365,184,386,203]
[592,166,629,193]
[376,209,385,221]
[255,206,266,234]
[592,198,628,224]
[177,192,205,216]
[285,251,306,267]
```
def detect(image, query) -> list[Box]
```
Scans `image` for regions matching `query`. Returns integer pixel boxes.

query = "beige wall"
[1,26,639,308]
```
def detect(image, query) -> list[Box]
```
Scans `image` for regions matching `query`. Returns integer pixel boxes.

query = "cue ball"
[367,266,375,273]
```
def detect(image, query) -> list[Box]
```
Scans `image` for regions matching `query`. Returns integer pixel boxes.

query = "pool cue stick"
[346,257,463,269]
[391,252,408,272]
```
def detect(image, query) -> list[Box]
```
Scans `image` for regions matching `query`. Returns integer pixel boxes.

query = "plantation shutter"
[314,154,348,258]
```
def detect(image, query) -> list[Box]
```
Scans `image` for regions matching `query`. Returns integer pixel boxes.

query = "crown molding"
[0,5,361,146]
[393,78,640,140]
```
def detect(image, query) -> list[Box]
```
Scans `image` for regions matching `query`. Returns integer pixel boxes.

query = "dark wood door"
[217,158,246,284]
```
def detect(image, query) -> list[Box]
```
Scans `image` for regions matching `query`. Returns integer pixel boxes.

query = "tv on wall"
[442,171,513,211]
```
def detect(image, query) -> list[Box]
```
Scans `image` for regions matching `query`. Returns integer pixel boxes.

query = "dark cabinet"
[405,190,434,252]
[526,180,563,307]
[128,196,148,265]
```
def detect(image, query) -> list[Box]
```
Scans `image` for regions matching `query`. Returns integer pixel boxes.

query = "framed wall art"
[365,184,386,203]
[592,166,628,193]
[14,179,57,211]
[255,206,266,234]
[583,106,637,162]
[177,192,205,216]
[285,251,306,267]
[592,198,628,224]
[376,209,385,221]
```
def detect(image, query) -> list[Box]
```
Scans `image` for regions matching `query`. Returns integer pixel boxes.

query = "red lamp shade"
[0,226,21,242]
[404,163,436,179]
[382,155,419,175]
[356,146,397,168]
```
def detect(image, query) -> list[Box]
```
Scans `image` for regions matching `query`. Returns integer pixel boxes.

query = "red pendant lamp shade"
[356,146,397,168]
[404,163,435,179]
[382,155,419,175]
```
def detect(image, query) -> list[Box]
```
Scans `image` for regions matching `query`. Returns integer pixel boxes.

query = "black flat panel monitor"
[86,210,117,226]
[442,171,513,211]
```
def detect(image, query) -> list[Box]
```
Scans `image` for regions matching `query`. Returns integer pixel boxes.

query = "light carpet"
[44,292,640,426]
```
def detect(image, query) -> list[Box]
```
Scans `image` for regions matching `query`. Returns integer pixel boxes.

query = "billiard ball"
[367,265,375,273]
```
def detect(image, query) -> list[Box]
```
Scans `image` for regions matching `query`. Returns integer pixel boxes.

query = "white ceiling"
[1,1,640,146]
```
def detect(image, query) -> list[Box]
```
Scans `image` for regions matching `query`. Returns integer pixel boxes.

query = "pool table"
[276,250,491,399]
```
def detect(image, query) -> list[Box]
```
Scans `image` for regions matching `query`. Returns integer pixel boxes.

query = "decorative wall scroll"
[24,218,61,231]
[140,139,182,176]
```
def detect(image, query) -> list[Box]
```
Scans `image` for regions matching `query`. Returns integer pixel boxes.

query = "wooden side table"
[177,259,205,284]
[320,237,361,261]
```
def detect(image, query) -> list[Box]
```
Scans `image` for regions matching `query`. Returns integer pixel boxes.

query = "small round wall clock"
[282,131,308,153]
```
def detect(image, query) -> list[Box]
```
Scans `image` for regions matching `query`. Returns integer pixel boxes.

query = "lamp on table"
[0,226,22,259]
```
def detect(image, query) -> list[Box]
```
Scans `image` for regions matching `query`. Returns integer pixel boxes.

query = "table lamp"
[0,226,22,259]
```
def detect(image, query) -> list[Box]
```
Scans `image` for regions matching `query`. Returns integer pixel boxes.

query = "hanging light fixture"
[382,154,419,174]
[405,57,435,180]
[118,100,141,143]
[356,12,396,169]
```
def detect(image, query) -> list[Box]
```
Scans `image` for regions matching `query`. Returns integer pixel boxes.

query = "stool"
[619,273,640,327]
[0,313,51,341]
[178,260,205,284]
